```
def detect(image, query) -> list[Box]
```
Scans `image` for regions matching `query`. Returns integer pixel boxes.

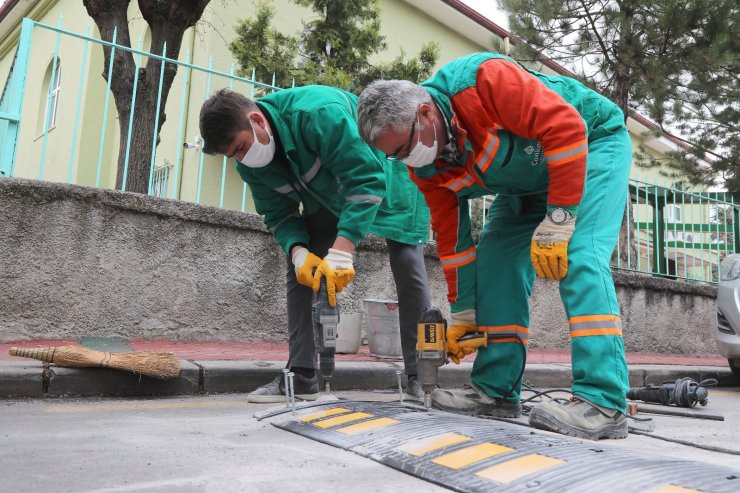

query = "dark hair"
[199,89,259,155]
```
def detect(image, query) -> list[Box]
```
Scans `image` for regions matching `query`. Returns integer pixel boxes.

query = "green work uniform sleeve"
[300,104,386,246]
[236,163,310,253]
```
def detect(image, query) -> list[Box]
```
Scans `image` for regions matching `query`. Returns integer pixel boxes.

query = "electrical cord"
[672,377,718,407]
[514,385,740,455]
[629,428,740,456]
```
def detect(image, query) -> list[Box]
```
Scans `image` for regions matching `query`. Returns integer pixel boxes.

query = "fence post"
[733,204,740,254]
[652,197,667,276]
[0,18,35,178]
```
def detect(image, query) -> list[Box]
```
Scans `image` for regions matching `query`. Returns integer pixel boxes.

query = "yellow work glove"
[530,207,576,281]
[291,247,322,288]
[313,248,356,307]
[446,309,487,364]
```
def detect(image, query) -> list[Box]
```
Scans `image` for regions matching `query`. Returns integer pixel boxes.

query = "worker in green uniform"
[199,86,431,402]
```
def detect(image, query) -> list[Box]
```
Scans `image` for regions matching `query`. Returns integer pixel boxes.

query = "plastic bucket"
[362,299,402,359]
[336,313,362,354]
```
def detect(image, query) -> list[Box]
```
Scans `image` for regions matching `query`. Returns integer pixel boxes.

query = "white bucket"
[336,313,362,354]
[362,299,402,359]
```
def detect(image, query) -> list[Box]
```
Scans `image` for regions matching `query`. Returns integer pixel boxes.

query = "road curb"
[0,360,733,398]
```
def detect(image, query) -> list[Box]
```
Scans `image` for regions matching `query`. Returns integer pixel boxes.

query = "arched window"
[37,58,61,134]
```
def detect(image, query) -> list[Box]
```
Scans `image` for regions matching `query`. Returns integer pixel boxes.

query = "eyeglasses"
[386,117,417,161]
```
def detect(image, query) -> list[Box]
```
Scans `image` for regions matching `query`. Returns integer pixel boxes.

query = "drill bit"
[395,369,404,404]
[287,371,296,414]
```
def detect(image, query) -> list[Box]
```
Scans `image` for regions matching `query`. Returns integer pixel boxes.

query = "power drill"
[416,307,447,409]
[312,278,338,395]
[416,306,488,409]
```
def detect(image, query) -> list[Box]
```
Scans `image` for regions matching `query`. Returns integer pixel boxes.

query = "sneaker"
[528,395,628,440]
[431,382,522,417]
[404,376,425,400]
[247,374,319,403]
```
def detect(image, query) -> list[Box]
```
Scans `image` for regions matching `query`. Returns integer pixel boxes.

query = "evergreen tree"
[497,0,738,193]
[229,0,439,92]
[229,2,299,87]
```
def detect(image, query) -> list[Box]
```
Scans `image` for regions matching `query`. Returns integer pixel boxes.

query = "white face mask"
[238,120,276,168]
[401,116,438,168]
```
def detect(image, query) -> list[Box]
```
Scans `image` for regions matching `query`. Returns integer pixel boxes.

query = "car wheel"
[729,359,740,384]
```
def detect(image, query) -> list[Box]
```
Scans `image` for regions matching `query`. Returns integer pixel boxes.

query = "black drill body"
[627,378,713,407]
[312,278,338,390]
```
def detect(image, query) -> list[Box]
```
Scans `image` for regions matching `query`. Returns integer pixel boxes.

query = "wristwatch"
[548,207,573,224]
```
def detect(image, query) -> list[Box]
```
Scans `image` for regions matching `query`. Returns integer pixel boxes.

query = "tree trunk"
[613,1,638,268]
[83,0,211,193]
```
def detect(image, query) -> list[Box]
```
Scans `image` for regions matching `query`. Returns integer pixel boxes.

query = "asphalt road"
[1,387,739,492]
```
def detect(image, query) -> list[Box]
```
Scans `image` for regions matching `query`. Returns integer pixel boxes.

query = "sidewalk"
[0,339,734,398]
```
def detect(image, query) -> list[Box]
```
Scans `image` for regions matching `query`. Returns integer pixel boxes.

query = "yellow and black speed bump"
[271,401,740,493]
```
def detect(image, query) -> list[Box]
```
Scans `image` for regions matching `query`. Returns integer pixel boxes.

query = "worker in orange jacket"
[357,52,632,440]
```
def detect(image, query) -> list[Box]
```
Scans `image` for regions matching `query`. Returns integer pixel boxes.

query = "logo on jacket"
[531,143,544,166]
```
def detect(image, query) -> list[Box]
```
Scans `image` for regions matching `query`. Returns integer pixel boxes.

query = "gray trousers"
[286,207,430,376]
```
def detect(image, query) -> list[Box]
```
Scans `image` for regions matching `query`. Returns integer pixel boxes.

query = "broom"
[9,345,181,380]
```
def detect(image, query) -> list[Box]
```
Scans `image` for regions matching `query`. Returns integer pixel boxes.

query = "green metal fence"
[0,17,282,209]
[616,180,739,284]
[1,18,737,285]
[469,182,738,284]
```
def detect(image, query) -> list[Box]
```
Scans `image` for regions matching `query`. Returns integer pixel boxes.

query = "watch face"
[550,208,567,224]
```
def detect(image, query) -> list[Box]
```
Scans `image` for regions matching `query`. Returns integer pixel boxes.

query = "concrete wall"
[0,178,719,354]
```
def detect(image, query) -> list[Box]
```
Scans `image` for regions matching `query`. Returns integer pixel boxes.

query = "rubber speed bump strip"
[475,454,564,484]
[396,432,472,457]
[271,401,740,493]
[431,443,513,469]
[338,417,400,435]
[646,486,705,493]
[312,412,372,428]
[298,407,351,422]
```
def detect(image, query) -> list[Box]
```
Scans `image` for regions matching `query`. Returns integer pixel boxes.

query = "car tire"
[729,359,740,384]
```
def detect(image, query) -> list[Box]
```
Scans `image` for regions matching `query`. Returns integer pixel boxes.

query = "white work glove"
[446,309,486,364]
[292,247,321,288]
[313,248,356,307]
[530,209,577,280]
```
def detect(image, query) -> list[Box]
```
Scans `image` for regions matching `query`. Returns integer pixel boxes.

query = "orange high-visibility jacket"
[413,52,624,312]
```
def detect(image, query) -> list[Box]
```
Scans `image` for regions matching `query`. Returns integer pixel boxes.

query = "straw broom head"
[9,345,181,380]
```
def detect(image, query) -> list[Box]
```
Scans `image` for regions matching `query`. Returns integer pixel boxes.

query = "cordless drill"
[416,307,447,409]
[416,306,487,408]
[312,278,338,395]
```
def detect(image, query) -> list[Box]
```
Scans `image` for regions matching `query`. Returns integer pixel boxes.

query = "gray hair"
[357,80,432,144]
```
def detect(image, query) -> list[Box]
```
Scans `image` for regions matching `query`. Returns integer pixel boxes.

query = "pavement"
[0,339,735,398]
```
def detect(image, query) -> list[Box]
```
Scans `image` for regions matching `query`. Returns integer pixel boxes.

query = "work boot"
[528,395,628,440]
[404,376,425,400]
[247,374,319,403]
[431,383,522,417]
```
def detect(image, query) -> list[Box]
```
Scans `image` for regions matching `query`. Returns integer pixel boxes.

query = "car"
[716,253,740,383]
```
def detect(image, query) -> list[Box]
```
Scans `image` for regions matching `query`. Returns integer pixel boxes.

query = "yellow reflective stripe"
[312,412,372,428]
[432,443,513,469]
[476,454,564,483]
[646,485,704,493]
[337,417,399,435]
[298,407,351,422]
[396,432,472,457]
